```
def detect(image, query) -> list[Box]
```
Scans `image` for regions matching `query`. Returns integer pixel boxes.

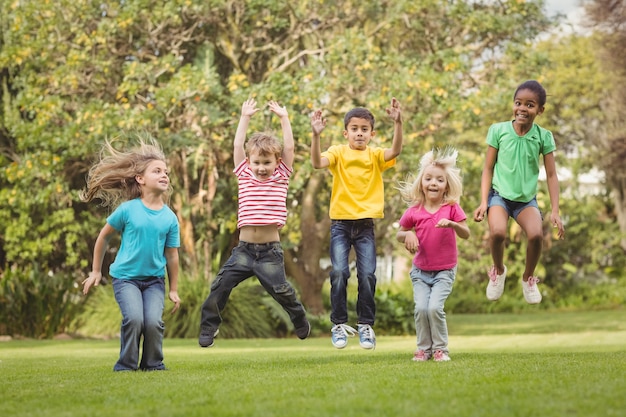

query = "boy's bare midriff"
[239,224,281,244]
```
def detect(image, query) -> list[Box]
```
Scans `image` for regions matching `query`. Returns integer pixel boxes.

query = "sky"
[545,0,586,26]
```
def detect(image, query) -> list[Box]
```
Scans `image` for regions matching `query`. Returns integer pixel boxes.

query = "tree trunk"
[285,173,331,315]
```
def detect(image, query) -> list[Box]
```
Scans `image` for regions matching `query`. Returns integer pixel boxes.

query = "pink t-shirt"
[398,203,467,271]
[234,159,292,229]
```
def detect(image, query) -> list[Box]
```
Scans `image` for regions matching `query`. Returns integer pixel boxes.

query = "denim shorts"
[488,189,541,220]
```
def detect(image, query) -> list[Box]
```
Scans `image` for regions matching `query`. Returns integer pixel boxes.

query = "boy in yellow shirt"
[310,98,403,349]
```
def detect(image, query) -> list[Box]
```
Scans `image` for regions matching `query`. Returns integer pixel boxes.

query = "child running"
[310,98,403,349]
[198,99,310,347]
[473,80,565,304]
[396,148,469,362]
[81,137,181,371]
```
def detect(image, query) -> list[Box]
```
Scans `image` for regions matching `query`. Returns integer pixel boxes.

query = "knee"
[123,314,144,331]
[273,282,295,297]
[491,230,506,244]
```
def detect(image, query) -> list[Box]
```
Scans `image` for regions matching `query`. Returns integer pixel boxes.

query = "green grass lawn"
[1,310,625,417]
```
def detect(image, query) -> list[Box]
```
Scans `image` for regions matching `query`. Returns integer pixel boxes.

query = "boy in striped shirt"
[199,99,310,347]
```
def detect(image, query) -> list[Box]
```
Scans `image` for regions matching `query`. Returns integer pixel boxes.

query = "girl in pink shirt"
[396,147,470,362]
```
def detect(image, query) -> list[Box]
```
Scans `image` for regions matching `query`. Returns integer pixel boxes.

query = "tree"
[584,0,626,250]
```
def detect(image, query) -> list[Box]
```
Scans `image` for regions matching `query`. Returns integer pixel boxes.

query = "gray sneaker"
[199,327,219,348]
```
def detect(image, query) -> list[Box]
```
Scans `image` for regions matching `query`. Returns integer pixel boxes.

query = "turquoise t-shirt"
[487,121,556,203]
[107,198,180,280]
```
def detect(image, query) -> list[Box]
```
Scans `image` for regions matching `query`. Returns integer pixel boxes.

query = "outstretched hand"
[268,100,288,118]
[386,97,402,123]
[310,109,327,136]
[241,98,261,118]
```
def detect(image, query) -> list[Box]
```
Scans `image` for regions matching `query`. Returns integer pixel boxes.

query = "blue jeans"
[112,277,166,371]
[200,241,307,331]
[410,266,456,354]
[329,219,377,326]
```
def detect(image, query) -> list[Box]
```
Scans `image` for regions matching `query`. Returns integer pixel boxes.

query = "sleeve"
[321,145,338,167]
[106,204,126,232]
[398,207,415,229]
[485,123,500,149]
[541,128,556,155]
[451,204,467,223]
[165,212,181,248]
[375,147,396,171]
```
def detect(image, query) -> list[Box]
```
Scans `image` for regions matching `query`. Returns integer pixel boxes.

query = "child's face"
[421,165,447,204]
[513,88,544,127]
[136,160,169,193]
[343,117,375,150]
[247,151,279,180]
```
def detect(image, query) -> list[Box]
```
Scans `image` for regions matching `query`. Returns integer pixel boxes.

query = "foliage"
[0,265,84,338]
[1,0,625,338]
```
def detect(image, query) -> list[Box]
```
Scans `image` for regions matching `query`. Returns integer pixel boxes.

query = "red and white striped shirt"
[234,159,292,229]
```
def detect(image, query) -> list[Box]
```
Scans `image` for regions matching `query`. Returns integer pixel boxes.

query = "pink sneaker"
[412,350,431,362]
[433,350,451,362]
[486,265,507,301]
[522,276,542,304]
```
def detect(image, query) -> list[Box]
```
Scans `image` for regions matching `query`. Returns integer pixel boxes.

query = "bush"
[0,264,84,338]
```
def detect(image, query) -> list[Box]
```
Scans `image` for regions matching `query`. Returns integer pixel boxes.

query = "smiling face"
[343,117,375,150]
[421,164,448,204]
[513,88,544,130]
[247,150,279,181]
[136,159,170,193]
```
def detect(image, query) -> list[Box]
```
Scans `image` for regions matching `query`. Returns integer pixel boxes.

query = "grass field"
[1,310,625,417]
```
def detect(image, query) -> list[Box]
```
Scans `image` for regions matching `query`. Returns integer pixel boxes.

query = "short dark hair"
[344,108,375,130]
[514,80,547,107]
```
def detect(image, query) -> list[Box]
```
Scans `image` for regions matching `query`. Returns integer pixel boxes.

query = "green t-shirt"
[487,121,556,203]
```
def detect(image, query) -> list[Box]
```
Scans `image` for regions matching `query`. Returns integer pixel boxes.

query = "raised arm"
[310,109,329,169]
[384,97,403,161]
[268,100,294,168]
[233,99,260,166]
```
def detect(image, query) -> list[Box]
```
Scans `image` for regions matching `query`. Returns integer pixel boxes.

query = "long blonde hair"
[80,134,169,207]
[397,147,463,207]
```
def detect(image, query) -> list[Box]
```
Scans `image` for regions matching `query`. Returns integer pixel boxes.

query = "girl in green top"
[473,80,565,304]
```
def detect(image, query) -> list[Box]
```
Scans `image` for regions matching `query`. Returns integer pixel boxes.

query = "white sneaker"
[486,265,507,301]
[433,350,451,362]
[357,324,376,350]
[330,324,356,349]
[522,276,542,304]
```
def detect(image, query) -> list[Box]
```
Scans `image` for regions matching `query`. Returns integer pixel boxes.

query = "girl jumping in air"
[473,80,565,304]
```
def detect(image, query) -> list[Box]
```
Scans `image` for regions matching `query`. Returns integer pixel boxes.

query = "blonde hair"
[397,147,463,207]
[80,134,169,207]
[245,132,282,160]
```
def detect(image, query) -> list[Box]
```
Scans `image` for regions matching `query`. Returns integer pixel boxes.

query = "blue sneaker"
[357,324,376,350]
[330,324,356,349]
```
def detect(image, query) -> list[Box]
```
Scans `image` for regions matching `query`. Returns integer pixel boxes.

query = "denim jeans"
[409,266,456,354]
[200,241,307,331]
[112,277,166,371]
[329,219,377,326]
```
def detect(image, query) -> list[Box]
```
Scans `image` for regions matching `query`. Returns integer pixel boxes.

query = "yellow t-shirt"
[322,144,396,219]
